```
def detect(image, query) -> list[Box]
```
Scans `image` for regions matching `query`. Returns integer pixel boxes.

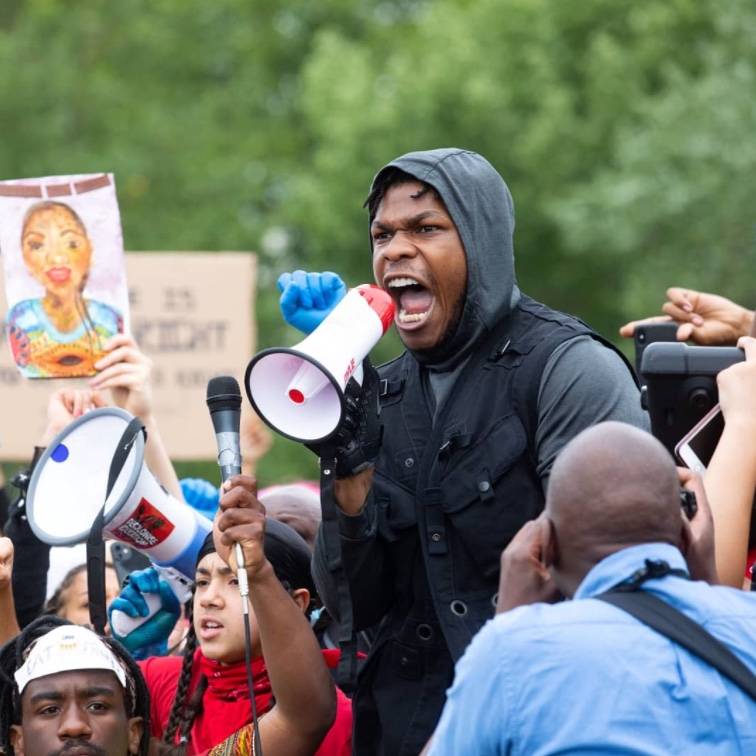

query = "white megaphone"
[245,284,394,443]
[26,407,212,636]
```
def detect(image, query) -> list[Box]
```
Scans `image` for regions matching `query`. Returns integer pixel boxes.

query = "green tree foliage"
[282,0,735,337]
[550,3,756,323]
[1,0,754,482]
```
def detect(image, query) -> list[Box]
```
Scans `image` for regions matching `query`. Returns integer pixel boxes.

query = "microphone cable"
[207,376,263,756]
[234,542,263,756]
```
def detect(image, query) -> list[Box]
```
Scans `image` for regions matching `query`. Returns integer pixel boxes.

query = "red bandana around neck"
[198,651,274,714]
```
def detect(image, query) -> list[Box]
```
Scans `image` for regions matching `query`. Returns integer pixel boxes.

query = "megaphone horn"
[26,407,212,579]
[245,284,394,443]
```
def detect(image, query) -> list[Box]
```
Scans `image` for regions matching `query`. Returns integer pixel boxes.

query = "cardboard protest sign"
[0,174,128,378]
[0,252,256,460]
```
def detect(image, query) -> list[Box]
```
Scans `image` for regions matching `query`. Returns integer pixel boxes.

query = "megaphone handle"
[109,592,164,637]
[110,569,189,638]
[88,417,146,636]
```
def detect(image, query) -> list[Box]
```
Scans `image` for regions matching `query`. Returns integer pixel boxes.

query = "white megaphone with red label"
[25,407,212,636]
[245,284,395,443]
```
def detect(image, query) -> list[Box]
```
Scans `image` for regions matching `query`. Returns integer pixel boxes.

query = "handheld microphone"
[206,375,243,481]
[206,376,247,586]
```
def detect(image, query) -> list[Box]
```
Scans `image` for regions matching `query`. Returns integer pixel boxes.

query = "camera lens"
[688,388,713,411]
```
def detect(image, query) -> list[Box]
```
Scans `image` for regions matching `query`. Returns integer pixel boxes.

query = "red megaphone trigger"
[357,284,395,334]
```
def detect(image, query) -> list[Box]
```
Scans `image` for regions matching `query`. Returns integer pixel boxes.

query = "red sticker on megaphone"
[113,498,175,549]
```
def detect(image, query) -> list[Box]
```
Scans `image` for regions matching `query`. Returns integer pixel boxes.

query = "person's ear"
[127,716,143,755]
[10,723,25,755]
[291,588,310,614]
[541,516,559,569]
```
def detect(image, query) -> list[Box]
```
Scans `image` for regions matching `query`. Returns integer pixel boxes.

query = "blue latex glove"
[180,477,220,519]
[109,567,180,659]
[277,270,347,335]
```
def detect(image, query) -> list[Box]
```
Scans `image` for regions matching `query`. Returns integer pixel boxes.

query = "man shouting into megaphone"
[277,148,649,756]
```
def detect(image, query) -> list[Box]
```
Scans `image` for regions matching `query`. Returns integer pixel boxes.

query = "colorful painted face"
[21,204,93,295]
[371,181,467,353]
[11,669,142,756]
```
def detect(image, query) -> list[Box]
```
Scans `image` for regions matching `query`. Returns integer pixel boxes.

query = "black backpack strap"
[86,417,145,635]
[598,589,756,700]
[318,457,358,693]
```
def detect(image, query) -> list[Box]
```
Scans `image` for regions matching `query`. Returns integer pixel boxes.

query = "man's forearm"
[0,580,20,645]
[313,490,393,629]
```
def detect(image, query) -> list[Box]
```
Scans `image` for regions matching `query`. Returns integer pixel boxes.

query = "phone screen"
[680,409,725,469]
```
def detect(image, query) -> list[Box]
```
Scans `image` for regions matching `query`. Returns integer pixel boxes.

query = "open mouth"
[386,276,434,326]
[199,617,224,639]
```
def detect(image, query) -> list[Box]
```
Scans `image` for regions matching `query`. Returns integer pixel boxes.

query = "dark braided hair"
[363,166,442,225]
[161,618,208,754]
[0,615,151,756]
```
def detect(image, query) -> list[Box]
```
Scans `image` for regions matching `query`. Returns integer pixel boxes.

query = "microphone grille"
[206,375,242,408]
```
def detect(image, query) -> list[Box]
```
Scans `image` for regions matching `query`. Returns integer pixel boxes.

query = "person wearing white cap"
[0,617,149,756]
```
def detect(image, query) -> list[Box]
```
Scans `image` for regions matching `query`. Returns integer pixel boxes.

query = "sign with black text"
[0,252,256,459]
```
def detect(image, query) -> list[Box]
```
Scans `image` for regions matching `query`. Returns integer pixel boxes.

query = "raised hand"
[42,388,107,444]
[496,515,561,613]
[677,467,717,584]
[277,270,347,334]
[90,334,154,421]
[214,475,268,578]
[620,288,754,346]
[108,567,181,657]
[716,336,756,427]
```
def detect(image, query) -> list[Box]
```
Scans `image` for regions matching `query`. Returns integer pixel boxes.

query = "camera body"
[640,342,743,456]
[633,322,679,385]
[679,489,698,520]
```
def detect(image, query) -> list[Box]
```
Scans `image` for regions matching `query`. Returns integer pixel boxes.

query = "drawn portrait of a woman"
[6,200,123,378]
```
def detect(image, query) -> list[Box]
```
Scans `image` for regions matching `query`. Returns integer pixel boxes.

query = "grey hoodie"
[369,148,521,373]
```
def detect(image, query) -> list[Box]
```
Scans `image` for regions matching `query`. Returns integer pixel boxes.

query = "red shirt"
[140,649,352,755]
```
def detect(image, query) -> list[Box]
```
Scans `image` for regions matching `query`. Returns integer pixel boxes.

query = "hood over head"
[368,148,518,371]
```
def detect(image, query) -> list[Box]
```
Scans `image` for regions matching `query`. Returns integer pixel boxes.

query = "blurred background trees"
[1,0,754,483]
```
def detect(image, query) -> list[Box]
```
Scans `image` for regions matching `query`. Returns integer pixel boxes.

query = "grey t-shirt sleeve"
[535,334,650,488]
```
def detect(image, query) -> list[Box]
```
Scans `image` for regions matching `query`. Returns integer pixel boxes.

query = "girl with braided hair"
[112,476,352,755]
[0,615,151,756]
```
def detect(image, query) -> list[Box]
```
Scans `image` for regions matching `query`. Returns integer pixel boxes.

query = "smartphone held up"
[674,404,725,474]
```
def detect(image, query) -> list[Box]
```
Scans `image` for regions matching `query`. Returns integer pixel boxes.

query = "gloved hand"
[278,270,347,335]
[108,567,181,659]
[306,357,383,478]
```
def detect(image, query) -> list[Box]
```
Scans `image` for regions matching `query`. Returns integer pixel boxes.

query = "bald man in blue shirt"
[426,422,756,755]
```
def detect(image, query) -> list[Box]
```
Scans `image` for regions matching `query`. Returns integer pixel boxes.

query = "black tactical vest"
[345,295,635,662]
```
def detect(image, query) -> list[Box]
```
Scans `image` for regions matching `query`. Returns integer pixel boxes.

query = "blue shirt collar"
[574,542,689,600]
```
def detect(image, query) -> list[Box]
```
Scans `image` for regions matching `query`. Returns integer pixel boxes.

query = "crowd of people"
[0,148,753,755]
